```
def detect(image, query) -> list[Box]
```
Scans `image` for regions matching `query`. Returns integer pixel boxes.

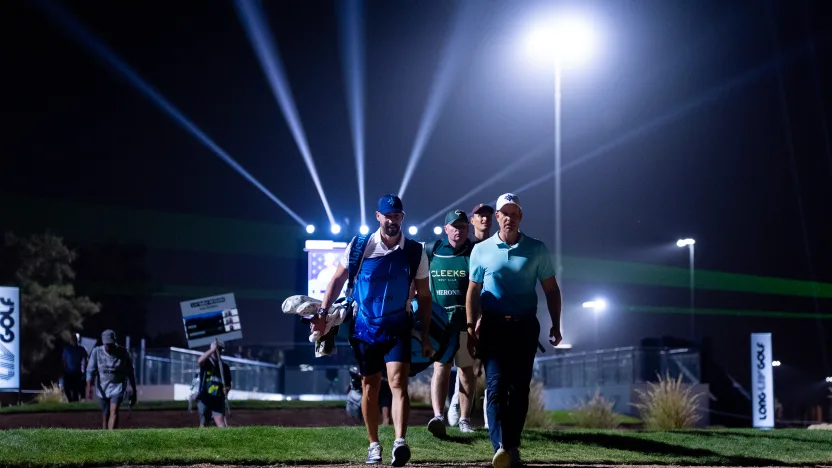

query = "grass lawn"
[0,399,347,414]
[0,426,829,467]
[548,409,641,427]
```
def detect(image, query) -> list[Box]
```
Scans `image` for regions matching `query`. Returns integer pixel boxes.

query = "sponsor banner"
[0,286,20,389]
[751,332,774,428]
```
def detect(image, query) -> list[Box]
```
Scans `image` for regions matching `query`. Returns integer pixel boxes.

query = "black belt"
[484,312,536,322]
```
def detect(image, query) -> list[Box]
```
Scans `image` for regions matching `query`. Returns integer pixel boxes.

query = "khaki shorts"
[454,332,475,368]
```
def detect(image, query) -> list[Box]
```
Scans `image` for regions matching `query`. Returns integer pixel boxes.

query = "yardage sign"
[0,286,20,389]
[180,293,243,348]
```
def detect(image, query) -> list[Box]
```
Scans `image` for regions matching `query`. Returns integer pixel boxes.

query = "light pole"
[676,238,695,340]
[524,15,597,287]
[582,298,606,349]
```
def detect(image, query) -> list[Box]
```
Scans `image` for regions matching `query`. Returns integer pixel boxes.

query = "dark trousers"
[479,314,540,452]
[63,373,85,402]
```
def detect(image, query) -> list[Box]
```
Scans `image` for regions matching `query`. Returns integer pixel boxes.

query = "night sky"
[4,0,832,416]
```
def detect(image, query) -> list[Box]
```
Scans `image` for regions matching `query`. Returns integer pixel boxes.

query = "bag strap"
[424,239,442,264]
[404,238,424,286]
[345,233,372,305]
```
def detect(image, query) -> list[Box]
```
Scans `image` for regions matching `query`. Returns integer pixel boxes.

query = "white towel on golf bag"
[281,295,349,352]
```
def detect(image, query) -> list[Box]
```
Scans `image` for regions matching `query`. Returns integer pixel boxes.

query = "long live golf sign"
[0,286,20,389]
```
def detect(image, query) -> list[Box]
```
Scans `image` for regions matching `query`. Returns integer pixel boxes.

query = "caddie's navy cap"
[377,194,404,215]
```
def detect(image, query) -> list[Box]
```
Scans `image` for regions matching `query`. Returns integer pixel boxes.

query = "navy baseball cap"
[377,194,404,215]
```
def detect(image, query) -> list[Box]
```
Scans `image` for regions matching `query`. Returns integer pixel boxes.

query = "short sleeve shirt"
[469,232,555,317]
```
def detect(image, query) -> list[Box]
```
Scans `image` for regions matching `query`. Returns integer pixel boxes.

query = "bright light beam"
[337,0,367,226]
[417,141,550,228]
[234,0,335,226]
[35,0,307,227]
[509,48,808,197]
[398,0,480,197]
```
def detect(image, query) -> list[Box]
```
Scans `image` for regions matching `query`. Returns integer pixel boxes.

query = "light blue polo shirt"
[469,232,555,317]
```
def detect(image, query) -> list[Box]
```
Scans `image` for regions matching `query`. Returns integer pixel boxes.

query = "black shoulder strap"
[346,233,372,301]
[404,238,423,285]
[424,239,442,264]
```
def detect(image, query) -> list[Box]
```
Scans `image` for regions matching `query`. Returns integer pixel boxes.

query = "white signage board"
[180,293,242,348]
[0,286,21,389]
[304,240,350,301]
[751,332,774,428]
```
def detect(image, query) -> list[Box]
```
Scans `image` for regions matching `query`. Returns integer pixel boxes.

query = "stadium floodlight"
[330,224,341,235]
[306,224,315,234]
[826,377,832,383]
[772,361,781,367]
[408,226,418,236]
[582,299,606,313]
[359,225,369,235]
[676,237,696,339]
[433,226,442,235]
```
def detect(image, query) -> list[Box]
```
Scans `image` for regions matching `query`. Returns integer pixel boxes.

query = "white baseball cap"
[496,193,522,211]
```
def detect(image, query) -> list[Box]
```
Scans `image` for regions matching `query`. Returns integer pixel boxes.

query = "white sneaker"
[447,396,461,427]
[458,418,474,433]
[427,414,446,437]
[365,442,382,465]
[492,445,510,468]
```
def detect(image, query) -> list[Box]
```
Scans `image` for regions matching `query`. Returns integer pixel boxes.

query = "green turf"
[548,409,641,426]
[0,399,346,414]
[0,426,829,467]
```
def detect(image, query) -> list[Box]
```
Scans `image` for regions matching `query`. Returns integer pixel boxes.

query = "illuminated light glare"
[359,225,369,235]
[408,226,418,236]
[582,299,607,313]
[524,14,598,67]
[337,0,367,226]
[331,224,341,235]
[433,226,442,235]
[234,0,335,225]
[398,1,479,197]
[306,224,315,234]
[677,238,696,247]
[772,360,781,367]
[35,0,308,227]
[826,377,832,383]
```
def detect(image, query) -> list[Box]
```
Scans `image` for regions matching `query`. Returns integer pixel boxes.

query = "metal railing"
[134,347,282,394]
[534,346,701,389]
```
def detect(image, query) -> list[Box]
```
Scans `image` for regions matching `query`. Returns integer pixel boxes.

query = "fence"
[534,346,701,389]
[134,347,282,394]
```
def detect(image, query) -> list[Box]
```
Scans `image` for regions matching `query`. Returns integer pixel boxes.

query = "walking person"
[422,209,477,436]
[314,194,434,466]
[466,193,562,468]
[62,333,88,402]
[86,329,137,430]
[196,338,232,427]
[447,203,494,429]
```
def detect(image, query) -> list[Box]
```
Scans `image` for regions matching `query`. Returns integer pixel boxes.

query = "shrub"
[34,382,66,404]
[523,379,549,428]
[634,372,701,430]
[407,373,432,405]
[571,388,620,429]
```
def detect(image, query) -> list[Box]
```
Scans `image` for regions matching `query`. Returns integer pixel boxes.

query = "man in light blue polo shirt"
[466,193,562,468]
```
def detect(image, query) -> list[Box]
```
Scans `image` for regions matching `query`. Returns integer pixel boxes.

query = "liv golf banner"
[751,332,774,429]
[0,287,20,390]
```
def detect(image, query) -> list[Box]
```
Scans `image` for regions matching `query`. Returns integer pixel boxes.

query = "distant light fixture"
[408,226,418,235]
[772,360,781,367]
[330,224,341,234]
[433,226,442,235]
[305,224,315,234]
[359,225,369,235]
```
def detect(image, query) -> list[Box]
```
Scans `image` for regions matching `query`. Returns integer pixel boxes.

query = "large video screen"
[305,240,350,301]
